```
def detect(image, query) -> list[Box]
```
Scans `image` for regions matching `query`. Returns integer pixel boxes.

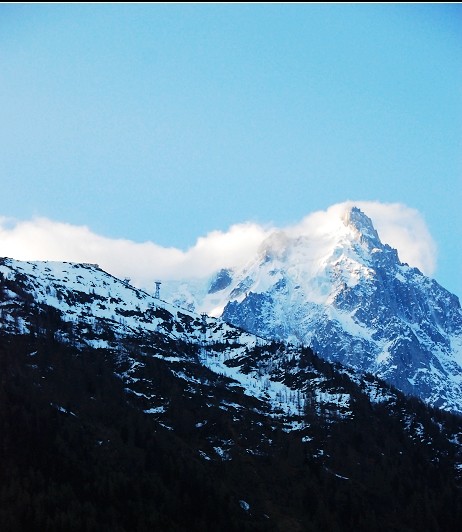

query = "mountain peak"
[342,206,381,248]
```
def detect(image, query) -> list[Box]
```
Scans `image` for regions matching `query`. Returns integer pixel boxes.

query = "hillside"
[0,257,462,530]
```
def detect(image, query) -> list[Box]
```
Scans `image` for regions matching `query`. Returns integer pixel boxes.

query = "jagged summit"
[257,205,387,273]
[342,206,382,249]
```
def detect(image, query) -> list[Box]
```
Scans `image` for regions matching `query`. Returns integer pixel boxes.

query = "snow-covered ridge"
[0,254,412,430]
[0,257,339,421]
[0,256,266,349]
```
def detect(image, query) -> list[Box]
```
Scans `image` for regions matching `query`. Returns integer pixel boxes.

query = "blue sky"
[0,4,461,296]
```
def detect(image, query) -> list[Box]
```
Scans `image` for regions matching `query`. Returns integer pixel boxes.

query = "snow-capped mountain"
[164,206,462,413]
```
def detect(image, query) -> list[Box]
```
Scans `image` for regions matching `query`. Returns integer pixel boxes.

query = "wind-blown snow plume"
[282,202,436,276]
[352,201,437,275]
[0,201,437,289]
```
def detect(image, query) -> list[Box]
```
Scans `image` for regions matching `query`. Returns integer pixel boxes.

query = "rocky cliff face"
[185,206,462,412]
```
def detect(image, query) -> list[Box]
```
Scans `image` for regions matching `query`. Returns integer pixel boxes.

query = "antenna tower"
[154,281,161,299]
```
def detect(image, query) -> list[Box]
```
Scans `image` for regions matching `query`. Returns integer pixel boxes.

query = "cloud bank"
[0,216,272,288]
[0,202,437,291]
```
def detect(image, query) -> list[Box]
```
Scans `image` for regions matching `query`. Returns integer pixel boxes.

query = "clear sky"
[0,4,461,296]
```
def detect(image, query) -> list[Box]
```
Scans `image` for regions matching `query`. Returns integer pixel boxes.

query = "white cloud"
[352,201,437,275]
[0,216,181,283]
[0,216,271,289]
[0,202,437,292]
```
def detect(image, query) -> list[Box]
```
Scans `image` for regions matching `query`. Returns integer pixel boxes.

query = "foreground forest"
[1,331,461,532]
